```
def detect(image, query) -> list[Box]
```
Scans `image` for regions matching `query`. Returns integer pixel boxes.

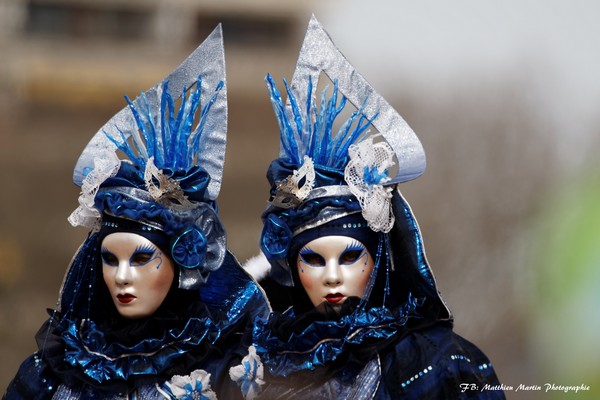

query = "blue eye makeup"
[130,244,158,266]
[100,244,161,268]
[339,241,366,265]
[299,247,326,267]
[101,247,118,267]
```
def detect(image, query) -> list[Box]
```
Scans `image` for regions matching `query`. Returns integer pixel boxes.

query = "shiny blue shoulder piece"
[288,15,425,184]
[73,24,227,201]
[200,250,271,324]
[254,295,426,377]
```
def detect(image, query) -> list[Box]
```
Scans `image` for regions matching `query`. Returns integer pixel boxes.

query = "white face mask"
[101,232,174,319]
[296,235,375,312]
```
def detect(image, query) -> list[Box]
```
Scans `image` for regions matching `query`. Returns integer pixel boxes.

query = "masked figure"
[250,16,505,399]
[4,25,267,400]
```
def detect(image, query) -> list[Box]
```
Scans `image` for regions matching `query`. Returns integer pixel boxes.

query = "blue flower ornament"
[260,214,292,261]
[162,369,217,400]
[229,346,265,400]
[172,227,207,268]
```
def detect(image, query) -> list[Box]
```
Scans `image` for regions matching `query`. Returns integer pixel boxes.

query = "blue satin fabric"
[172,227,208,268]
[260,196,362,265]
[253,294,424,377]
[61,316,219,383]
[391,191,439,292]
[96,191,185,234]
[95,190,227,288]
[267,158,346,193]
[199,251,271,325]
[101,163,211,203]
[55,250,267,386]
[261,214,293,260]
[4,241,268,397]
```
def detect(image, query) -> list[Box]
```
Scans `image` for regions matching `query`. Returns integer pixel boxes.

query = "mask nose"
[322,259,342,287]
[114,261,132,287]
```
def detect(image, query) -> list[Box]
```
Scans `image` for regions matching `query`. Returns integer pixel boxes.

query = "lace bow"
[68,152,121,229]
[345,136,395,232]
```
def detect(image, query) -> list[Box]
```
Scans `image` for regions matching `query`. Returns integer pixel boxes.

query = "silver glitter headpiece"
[68,25,228,290]
[72,25,228,201]
[260,16,428,284]
[285,15,425,184]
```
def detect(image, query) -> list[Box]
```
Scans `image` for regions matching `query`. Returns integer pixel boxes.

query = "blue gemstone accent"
[402,365,433,388]
[478,362,492,370]
[451,354,472,363]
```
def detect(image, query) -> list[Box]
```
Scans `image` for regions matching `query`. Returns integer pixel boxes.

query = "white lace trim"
[345,136,395,232]
[68,152,121,229]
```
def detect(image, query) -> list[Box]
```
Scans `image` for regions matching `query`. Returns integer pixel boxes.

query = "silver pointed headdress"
[286,15,425,184]
[69,25,229,289]
[262,15,425,237]
[260,16,450,322]
[261,16,431,283]
[73,25,227,200]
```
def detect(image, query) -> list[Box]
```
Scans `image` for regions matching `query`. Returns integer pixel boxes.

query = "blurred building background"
[1,0,599,398]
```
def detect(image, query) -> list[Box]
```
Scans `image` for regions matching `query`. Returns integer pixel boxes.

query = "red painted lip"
[117,294,136,304]
[325,293,344,303]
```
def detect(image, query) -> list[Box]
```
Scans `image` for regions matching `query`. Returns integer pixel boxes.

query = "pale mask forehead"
[101,232,174,319]
[296,235,375,312]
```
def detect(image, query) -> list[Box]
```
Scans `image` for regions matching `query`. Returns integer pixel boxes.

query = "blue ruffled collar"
[253,293,425,377]
[58,310,221,385]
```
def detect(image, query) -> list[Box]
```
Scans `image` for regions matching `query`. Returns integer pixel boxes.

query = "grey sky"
[317,0,600,167]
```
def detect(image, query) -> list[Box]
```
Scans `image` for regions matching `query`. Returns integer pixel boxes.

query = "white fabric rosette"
[162,369,217,400]
[229,345,265,400]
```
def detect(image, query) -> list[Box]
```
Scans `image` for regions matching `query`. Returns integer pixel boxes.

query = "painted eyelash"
[134,243,157,254]
[344,241,365,253]
[339,241,367,265]
[100,246,114,259]
[100,247,117,266]
[298,246,324,268]
[299,246,316,256]
[130,244,162,269]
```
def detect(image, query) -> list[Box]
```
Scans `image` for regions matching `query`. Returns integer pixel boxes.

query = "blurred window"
[25,0,151,40]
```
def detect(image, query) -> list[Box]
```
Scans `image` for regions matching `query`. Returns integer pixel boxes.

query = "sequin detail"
[478,362,493,371]
[451,354,472,363]
[401,365,433,388]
